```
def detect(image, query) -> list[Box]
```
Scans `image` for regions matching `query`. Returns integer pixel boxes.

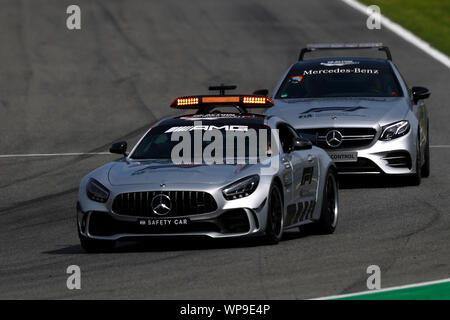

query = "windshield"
[275,60,403,99]
[130,122,272,162]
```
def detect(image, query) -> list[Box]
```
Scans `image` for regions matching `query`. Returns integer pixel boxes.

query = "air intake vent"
[383,151,412,169]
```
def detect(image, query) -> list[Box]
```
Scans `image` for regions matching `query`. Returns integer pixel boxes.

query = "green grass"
[359,0,450,56]
[334,281,450,300]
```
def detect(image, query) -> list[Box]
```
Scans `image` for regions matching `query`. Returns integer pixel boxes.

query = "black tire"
[263,183,284,245]
[78,229,115,253]
[421,122,430,178]
[408,137,422,186]
[316,169,339,234]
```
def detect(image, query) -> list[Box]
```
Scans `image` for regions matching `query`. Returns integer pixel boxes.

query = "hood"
[107,159,260,187]
[265,97,409,129]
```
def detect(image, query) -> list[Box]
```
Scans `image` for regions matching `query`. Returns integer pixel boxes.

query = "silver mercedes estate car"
[265,43,431,185]
[77,87,338,252]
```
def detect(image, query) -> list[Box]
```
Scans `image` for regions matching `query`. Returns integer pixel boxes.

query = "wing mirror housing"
[411,86,430,103]
[110,141,128,156]
[292,137,312,151]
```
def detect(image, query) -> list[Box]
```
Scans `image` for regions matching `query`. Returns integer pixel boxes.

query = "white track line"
[312,277,450,300]
[430,145,450,148]
[340,0,450,69]
[0,152,111,158]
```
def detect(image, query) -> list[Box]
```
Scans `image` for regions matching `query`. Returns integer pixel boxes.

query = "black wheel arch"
[271,176,284,205]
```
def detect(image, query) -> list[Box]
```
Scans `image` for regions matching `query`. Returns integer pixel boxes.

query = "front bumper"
[331,131,417,175]
[77,198,267,241]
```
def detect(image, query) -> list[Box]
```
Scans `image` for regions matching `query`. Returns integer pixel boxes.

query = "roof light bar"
[298,42,392,61]
[170,95,273,109]
[306,42,384,49]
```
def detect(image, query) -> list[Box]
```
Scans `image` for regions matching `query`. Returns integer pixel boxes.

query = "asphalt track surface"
[0,0,449,299]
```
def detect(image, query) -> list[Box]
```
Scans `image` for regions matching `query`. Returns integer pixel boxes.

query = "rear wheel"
[316,169,339,234]
[263,183,284,244]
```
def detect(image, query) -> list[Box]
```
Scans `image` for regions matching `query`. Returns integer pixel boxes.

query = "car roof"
[158,113,269,127]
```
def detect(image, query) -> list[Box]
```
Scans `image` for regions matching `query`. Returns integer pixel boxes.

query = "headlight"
[222,175,259,200]
[379,121,410,141]
[86,178,110,203]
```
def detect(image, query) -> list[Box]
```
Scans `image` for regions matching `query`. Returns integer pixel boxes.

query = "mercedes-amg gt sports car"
[77,87,338,252]
[265,43,431,185]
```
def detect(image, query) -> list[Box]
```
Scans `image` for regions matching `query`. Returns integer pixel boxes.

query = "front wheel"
[421,122,430,178]
[263,183,284,245]
[316,169,339,234]
[408,139,422,186]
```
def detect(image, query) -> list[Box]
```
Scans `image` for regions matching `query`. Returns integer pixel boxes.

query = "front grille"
[298,128,376,149]
[112,191,217,217]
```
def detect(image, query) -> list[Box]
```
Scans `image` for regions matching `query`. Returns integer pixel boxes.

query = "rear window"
[275,60,403,99]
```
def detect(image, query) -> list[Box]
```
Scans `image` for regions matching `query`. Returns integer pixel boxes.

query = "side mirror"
[411,86,430,103]
[109,141,127,156]
[292,137,312,151]
[253,89,269,96]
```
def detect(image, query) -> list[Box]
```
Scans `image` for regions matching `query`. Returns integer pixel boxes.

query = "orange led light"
[177,97,199,106]
[242,96,268,104]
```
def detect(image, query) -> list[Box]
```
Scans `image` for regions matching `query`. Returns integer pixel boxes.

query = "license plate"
[137,218,190,228]
[327,151,358,162]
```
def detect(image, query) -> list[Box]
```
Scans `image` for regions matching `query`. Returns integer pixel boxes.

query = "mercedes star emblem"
[151,194,172,216]
[325,130,343,148]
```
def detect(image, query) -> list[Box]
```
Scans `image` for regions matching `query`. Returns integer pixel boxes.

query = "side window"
[392,63,409,97]
[277,123,295,153]
[286,124,300,139]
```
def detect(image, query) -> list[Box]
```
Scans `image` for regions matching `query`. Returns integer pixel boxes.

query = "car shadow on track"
[43,244,86,255]
[338,175,414,189]
[43,237,263,255]
[43,228,320,254]
[116,237,264,253]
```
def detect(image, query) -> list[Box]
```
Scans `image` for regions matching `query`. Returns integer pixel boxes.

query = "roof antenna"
[208,84,237,96]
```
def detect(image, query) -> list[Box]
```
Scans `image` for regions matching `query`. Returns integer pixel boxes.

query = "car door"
[275,122,295,220]
[284,123,320,225]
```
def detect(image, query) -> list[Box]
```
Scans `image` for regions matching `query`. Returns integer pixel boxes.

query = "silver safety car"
[265,43,431,185]
[77,86,338,252]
